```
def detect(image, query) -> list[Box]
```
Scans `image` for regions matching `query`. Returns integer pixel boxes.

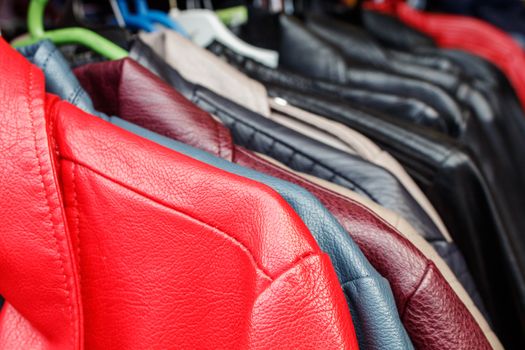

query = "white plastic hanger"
[170,8,279,68]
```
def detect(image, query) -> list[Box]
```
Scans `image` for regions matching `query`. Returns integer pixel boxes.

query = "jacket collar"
[0,37,83,349]
[74,58,234,161]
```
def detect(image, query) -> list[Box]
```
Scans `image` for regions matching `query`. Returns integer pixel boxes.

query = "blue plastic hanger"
[134,0,188,36]
[116,0,155,31]
[116,0,188,35]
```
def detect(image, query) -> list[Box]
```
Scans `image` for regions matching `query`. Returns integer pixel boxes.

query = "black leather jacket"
[208,41,448,133]
[255,15,468,136]
[358,13,525,346]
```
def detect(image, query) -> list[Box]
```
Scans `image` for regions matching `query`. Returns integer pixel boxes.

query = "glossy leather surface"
[302,15,519,156]
[127,41,497,349]
[304,15,467,95]
[267,99,451,241]
[360,7,525,172]
[156,39,484,318]
[361,9,525,347]
[136,30,450,242]
[207,40,448,134]
[133,38,448,247]
[210,28,525,347]
[191,83,487,326]
[259,98,442,239]
[139,30,271,117]
[121,122,413,350]
[267,84,521,349]
[361,13,525,185]
[202,91,446,241]
[26,41,410,349]
[259,153,499,349]
[269,15,467,135]
[366,1,525,113]
[1,37,358,350]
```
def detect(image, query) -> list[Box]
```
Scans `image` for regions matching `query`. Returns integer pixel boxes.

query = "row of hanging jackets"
[1,0,525,349]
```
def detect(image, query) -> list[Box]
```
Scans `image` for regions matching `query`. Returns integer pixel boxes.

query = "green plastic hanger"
[12,0,128,60]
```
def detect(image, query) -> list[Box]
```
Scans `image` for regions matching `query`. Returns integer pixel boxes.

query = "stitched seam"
[40,46,58,72]
[47,101,60,159]
[194,93,379,201]
[72,164,82,288]
[238,148,413,244]
[341,275,375,286]
[293,94,453,159]
[64,158,273,281]
[27,67,75,347]
[256,251,318,296]
[401,262,431,319]
[66,85,84,106]
[250,146,409,236]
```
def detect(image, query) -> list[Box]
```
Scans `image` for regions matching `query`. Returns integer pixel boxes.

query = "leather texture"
[310,8,525,292]
[304,15,471,101]
[301,13,524,171]
[24,40,410,350]
[139,31,271,117]
[267,83,518,349]
[259,15,467,136]
[360,7,525,187]
[208,40,448,135]
[279,14,512,145]
[116,121,413,350]
[365,0,525,113]
[126,41,497,349]
[197,84,447,244]
[360,8,525,348]
[266,99,450,241]
[129,38,449,250]
[190,83,486,328]
[209,27,525,348]
[1,37,359,350]
[255,154,501,349]
[138,29,450,242]
[133,37,488,322]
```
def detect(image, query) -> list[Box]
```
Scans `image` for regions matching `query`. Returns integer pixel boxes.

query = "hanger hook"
[27,0,47,39]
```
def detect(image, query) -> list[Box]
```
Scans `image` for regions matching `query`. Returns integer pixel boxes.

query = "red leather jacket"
[0,38,358,350]
[74,58,493,350]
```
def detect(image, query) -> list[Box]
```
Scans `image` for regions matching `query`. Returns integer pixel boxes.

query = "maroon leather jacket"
[74,58,492,350]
